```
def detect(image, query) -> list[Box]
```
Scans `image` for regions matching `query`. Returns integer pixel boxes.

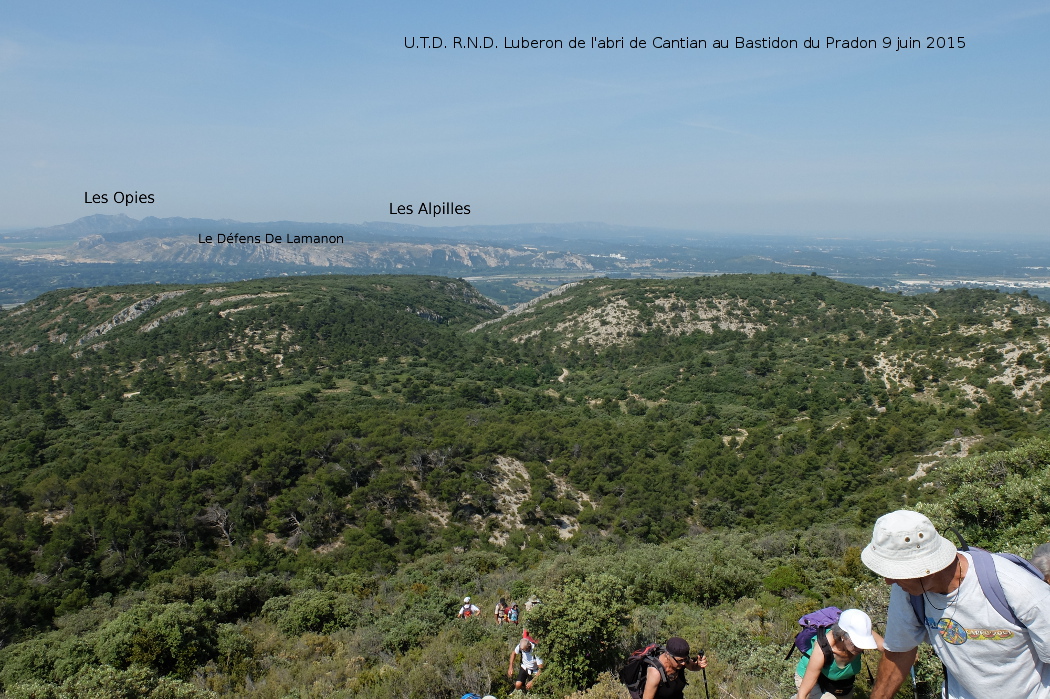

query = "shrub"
[215,624,255,684]
[563,671,630,699]
[0,635,57,687]
[260,589,359,636]
[0,631,99,688]
[762,565,811,597]
[213,574,289,622]
[4,665,215,699]
[561,534,763,606]
[919,438,1050,551]
[376,591,456,653]
[94,602,217,679]
[526,574,631,692]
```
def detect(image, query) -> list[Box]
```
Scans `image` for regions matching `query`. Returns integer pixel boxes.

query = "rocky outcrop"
[139,307,189,332]
[469,281,585,332]
[76,290,189,345]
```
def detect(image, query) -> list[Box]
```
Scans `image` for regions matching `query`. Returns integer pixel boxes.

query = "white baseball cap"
[464,597,471,603]
[837,609,878,649]
[861,510,957,579]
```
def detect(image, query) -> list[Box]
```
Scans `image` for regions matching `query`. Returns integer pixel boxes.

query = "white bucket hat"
[861,510,957,579]
[837,609,878,649]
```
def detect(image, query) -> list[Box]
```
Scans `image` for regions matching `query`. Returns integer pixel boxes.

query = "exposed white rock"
[76,290,189,345]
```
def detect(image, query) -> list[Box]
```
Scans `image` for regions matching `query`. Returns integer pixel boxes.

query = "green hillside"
[1,273,1049,697]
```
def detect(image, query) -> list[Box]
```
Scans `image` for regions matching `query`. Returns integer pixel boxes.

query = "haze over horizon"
[2,1,1048,236]
[8,212,1046,244]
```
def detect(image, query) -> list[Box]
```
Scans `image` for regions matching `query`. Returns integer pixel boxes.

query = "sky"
[1,1,1048,235]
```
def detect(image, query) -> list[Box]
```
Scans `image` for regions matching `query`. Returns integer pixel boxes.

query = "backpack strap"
[799,625,828,659]
[908,548,1036,630]
[995,551,1046,579]
[814,629,835,672]
[969,547,1027,628]
[642,648,669,685]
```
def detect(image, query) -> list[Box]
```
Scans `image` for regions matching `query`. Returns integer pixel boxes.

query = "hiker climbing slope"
[862,510,1050,698]
[620,637,707,699]
[457,597,480,619]
[507,637,544,692]
[794,608,883,699]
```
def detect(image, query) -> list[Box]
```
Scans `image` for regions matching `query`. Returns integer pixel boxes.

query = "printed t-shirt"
[882,552,1050,698]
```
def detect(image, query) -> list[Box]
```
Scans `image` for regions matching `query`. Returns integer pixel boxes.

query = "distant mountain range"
[3,215,667,276]
[10,214,681,245]
[4,215,1050,308]
[12,214,269,241]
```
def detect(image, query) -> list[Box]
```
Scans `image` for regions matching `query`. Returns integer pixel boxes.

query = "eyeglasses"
[672,656,688,664]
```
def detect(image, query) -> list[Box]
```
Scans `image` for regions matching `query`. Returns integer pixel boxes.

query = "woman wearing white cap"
[795,608,883,699]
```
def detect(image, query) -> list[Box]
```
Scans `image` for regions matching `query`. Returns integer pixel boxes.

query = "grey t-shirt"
[883,552,1050,698]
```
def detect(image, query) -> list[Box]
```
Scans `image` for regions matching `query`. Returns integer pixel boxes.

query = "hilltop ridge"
[1,274,500,362]
[2,272,1050,695]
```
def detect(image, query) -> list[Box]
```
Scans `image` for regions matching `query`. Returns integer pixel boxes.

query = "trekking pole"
[910,665,918,698]
[701,666,710,699]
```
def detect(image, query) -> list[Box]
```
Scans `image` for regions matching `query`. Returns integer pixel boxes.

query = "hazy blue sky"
[2,1,1048,235]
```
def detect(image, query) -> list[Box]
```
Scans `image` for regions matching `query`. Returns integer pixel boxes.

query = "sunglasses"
[672,656,688,664]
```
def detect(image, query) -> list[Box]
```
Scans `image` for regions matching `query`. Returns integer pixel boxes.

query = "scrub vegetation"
[0,273,1047,697]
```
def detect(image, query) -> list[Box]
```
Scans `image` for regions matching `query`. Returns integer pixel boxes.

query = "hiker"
[626,637,707,699]
[795,608,883,699]
[494,597,508,625]
[507,602,520,624]
[507,637,544,691]
[457,596,480,618]
[1031,543,1050,583]
[525,595,541,611]
[861,510,1050,698]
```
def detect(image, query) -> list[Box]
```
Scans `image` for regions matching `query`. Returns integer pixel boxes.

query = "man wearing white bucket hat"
[861,510,1050,698]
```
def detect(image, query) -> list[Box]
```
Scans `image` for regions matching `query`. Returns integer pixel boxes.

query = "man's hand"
[685,653,708,671]
[870,648,919,699]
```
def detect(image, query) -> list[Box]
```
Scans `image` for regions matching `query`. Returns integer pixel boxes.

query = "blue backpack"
[907,541,1043,629]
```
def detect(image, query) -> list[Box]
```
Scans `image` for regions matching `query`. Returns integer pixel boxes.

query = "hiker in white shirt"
[861,510,1050,699]
[507,638,544,691]
[457,596,480,618]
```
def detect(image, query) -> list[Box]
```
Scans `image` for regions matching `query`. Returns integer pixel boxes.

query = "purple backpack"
[785,606,842,660]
